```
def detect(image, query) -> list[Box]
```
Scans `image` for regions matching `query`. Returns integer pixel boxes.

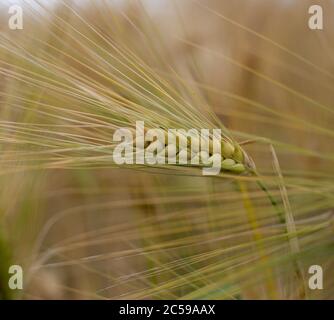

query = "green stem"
[250,170,285,224]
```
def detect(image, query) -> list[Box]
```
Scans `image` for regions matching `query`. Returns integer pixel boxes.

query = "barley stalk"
[0,0,333,300]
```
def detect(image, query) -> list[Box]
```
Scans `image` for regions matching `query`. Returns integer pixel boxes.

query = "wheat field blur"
[0,0,333,299]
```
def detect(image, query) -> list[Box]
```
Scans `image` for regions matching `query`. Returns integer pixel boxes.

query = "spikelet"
[132,128,253,175]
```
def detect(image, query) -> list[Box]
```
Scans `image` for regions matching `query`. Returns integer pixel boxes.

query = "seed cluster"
[135,130,252,174]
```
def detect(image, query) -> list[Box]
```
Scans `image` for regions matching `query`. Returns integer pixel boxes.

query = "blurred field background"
[0,0,333,299]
